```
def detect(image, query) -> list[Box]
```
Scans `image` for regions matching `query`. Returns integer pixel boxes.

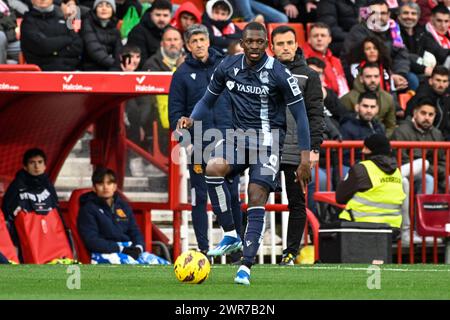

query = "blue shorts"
[210,136,282,192]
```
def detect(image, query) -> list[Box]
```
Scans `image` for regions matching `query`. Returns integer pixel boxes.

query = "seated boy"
[77,167,169,265]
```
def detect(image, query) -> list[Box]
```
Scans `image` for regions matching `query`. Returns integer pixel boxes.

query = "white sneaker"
[401,232,423,245]
[402,232,443,245]
[130,158,145,177]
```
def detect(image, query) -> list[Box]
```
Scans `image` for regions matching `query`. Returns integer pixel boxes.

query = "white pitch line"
[287,266,450,273]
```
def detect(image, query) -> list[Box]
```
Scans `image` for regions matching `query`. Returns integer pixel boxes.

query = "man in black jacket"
[20,0,83,70]
[271,25,324,265]
[405,66,450,140]
[317,0,368,56]
[127,0,172,66]
[397,2,436,80]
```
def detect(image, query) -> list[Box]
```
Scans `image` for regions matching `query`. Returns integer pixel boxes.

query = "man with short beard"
[143,26,185,157]
[391,99,449,193]
[127,0,172,65]
[397,2,435,78]
[340,91,385,168]
[405,66,450,140]
[340,62,396,137]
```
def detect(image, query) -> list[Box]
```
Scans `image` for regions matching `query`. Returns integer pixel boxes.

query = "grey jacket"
[391,120,447,192]
[281,51,324,165]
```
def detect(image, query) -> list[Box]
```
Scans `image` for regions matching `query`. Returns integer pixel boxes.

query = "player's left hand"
[296,162,311,194]
[177,116,194,131]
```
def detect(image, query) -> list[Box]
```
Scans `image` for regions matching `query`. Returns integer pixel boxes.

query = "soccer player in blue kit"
[177,22,311,285]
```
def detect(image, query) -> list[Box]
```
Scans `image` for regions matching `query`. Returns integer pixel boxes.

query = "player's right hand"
[177,116,194,131]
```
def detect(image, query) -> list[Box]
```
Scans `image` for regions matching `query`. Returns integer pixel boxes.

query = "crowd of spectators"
[0,0,449,157]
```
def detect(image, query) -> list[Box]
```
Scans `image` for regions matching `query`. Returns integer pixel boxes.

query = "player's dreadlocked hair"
[243,22,267,38]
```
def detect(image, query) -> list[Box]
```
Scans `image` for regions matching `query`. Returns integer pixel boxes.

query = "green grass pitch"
[1,264,449,300]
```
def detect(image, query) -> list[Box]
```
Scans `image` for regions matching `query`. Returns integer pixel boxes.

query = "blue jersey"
[207,53,304,135]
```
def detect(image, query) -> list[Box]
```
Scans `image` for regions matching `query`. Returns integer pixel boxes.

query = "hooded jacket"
[281,51,324,165]
[202,0,241,54]
[168,48,231,132]
[127,8,166,65]
[171,1,202,33]
[340,77,396,137]
[77,191,144,254]
[21,6,83,71]
[80,11,122,71]
[336,154,399,204]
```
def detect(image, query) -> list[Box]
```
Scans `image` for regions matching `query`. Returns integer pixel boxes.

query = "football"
[174,250,211,284]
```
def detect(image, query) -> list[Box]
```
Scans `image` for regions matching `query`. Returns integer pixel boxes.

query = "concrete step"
[57,191,168,202]
[55,176,151,189]
[58,158,92,177]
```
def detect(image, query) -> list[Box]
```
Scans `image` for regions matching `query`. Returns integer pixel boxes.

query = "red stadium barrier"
[1,71,449,264]
[313,140,450,264]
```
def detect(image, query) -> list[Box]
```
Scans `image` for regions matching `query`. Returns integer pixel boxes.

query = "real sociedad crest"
[259,70,269,84]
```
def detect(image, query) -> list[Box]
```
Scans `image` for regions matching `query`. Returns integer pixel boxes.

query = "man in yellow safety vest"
[336,133,406,239]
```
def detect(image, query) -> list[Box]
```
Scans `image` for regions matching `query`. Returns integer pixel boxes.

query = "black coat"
[422,31,450,66]
[127,11,164,65]
[317,0,368,54]
[20,6,83,71]
[400,25,450,74]
[405,82,450,140]
[80,11,122,71]
[281,51,324,165]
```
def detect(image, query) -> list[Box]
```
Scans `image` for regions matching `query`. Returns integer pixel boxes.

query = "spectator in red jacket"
[303,22,350,97]
[171,1,202,34]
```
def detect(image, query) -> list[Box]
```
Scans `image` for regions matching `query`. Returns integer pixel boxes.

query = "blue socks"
[205,176,236,232]
[242,206,265,267]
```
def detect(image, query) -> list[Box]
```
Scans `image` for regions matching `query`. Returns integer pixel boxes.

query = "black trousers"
[281,163,307,256]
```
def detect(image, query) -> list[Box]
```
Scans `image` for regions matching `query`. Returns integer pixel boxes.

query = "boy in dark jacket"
[202,0,242,54]
[77,167,169,264]
[21,0,83,70]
